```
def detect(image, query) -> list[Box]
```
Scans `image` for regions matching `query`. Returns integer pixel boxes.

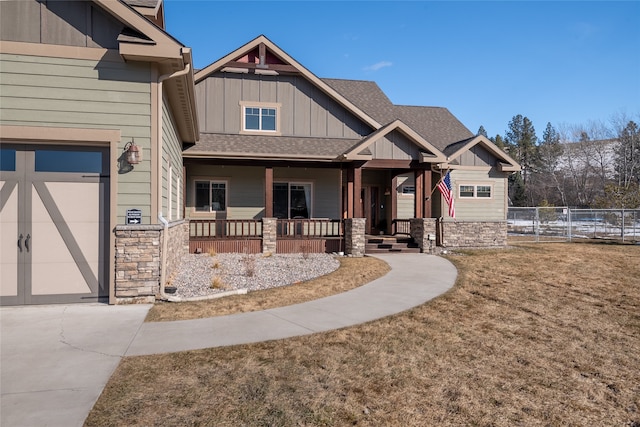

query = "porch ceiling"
[183,132,362,161]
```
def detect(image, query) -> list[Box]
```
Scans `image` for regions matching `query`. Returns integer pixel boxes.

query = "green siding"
[0,53,153,224]
[162,98,184,221]
[185,165,340,219]
[449,169,507,221]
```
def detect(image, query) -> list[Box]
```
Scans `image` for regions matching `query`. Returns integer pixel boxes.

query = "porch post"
[265,166,273,217]
[353,165,362,218]
[391,175,398,223]
[346,168,354,218]
[424,170,432,218]
[415,169,424,218]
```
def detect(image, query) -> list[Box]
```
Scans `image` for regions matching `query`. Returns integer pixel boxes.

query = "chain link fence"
[507,208,640,243]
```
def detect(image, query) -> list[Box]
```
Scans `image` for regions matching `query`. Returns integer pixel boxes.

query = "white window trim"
[192,178,229,214]
[400,184,416,196]
[458,183,493,199]
[168,165,173,220]
[239,101,281,135]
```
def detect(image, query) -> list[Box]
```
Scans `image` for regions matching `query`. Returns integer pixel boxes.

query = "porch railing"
[392,219,412,235]
[189,219,262,239]
[277,218,343,239]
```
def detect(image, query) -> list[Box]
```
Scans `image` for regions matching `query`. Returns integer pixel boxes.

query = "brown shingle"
[184,133,361,160]
[322,78,474,151]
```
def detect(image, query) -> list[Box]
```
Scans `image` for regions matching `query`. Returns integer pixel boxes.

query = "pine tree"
[615,120,640,188]
[505,115,538,205]
[477,125,488,137]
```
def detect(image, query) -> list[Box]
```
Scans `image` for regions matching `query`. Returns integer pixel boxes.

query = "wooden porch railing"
[392,219,412,235]
[189,219,262,239]
[276,219,343,239]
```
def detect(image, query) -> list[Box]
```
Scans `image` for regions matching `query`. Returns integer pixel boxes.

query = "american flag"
[437,171,455,218]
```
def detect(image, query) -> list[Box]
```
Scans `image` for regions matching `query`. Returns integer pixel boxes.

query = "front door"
[361,186,380,234]
[0,145,109,305]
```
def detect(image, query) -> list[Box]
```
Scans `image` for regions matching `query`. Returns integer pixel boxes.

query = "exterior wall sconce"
[124,140,142,165]
[384,188,391,196]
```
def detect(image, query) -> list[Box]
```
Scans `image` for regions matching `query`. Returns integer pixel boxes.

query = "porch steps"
[365,235,420,254]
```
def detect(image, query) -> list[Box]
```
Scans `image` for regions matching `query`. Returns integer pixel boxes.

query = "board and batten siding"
[162,98,183,221]
[449,169,507,221]
[370,130,424,161]
[0,0,123,49]
[0,53,153,223]
[457,144,496,167]
[197,72,372,139]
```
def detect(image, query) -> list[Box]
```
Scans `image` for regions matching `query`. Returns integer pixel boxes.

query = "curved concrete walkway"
[1,253,456,427]
[126,253,457,355]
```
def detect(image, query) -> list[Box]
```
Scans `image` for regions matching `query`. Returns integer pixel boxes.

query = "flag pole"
[429,169,446,198]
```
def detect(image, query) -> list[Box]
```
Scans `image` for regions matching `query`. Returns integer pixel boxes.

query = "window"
[401,185,415,195]
[244,106,277,132]
[459,184,492,199]
[168,166,173,220]
[273,182,312,219]
[195,180,227,212]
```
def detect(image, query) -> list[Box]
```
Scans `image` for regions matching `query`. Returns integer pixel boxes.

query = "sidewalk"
[1,253,457,427]
[126,253,457,355]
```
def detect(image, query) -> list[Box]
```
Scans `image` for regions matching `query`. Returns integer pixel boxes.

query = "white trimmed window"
[240,102,280,133]
[459,184,492,199]
[168,165,173,220]
[195,180,227,212]
[401,185,416,195]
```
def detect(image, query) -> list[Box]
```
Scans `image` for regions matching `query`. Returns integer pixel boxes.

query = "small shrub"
[207,247,217,257]
[301,243,312,260]
[243,254,256,277]
[210,276,225,289]
[211,260,220,269]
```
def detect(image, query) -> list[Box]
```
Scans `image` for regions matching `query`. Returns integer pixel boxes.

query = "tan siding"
[450,169,507,220]
[396,175,414,218]
[0,53,152,223]
[458,144,495,167]
[0,0,122,49]
[0,0,41,43]
[197,73,371,138]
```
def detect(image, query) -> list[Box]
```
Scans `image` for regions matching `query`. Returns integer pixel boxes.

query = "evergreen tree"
[477,125,488,137]
[533,122,565,205]
[615,120,640,188]
[491,134,506,151]
[505,115,538,205]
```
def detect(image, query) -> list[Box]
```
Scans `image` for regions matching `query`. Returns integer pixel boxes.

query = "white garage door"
[0,144,109,305]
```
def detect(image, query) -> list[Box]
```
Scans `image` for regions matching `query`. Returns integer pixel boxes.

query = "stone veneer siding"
[344,218,366,257]
[438,221,507,248]
[262,218,277,254]
[114,221,189,304]
[410,218,438,253]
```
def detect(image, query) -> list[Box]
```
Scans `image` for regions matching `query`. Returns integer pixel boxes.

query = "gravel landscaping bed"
[169,253,340,299]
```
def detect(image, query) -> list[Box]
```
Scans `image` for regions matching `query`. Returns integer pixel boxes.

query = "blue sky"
[164,1,640,139]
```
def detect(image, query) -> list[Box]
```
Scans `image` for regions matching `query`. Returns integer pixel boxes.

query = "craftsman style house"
[185,35,520,254]
[1,1,519,306]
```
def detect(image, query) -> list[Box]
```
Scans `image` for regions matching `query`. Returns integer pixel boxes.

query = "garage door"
[0,144,109,305]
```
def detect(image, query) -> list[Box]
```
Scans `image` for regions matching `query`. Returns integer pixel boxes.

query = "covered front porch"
[183,157,442,255]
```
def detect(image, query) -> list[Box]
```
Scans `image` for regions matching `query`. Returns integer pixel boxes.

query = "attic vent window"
[240,102,281,134]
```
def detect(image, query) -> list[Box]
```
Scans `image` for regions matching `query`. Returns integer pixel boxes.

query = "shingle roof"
[322,78,474,151]
[184,133,361,160]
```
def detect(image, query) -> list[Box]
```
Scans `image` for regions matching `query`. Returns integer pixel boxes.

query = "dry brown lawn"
[87,242,640,426]
[146,257,391,322]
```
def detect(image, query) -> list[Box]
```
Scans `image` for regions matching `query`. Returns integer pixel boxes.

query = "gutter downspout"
[157,59,190,301]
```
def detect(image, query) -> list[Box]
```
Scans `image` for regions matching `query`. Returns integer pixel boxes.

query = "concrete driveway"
[1,303,151,427]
